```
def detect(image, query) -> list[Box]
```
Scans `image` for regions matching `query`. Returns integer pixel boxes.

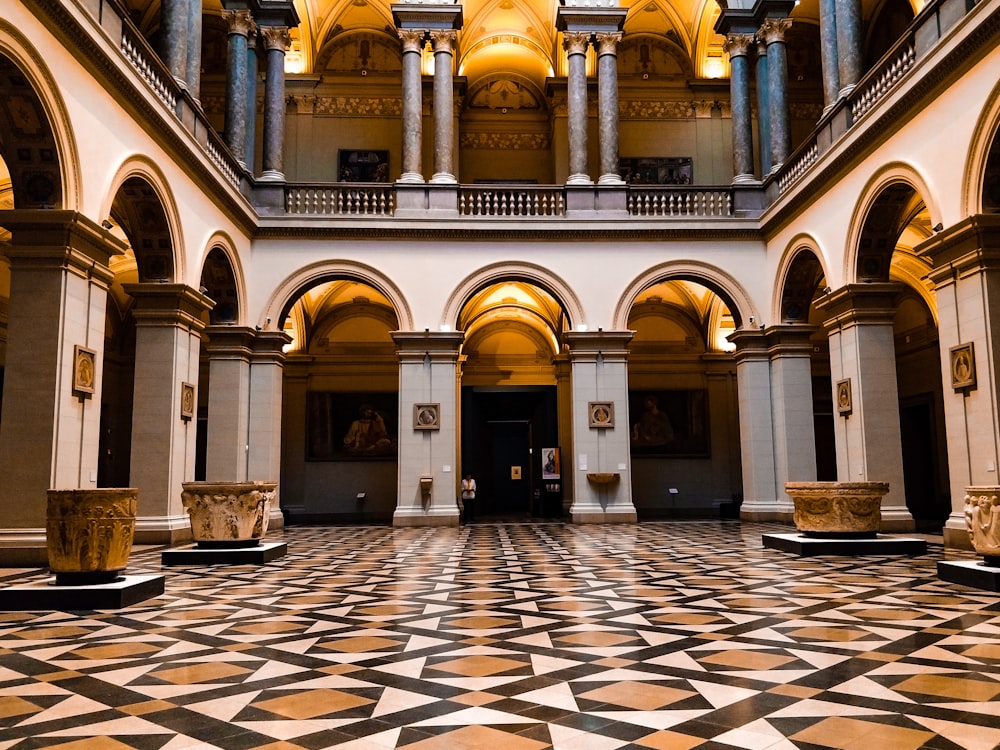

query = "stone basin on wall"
[786,481,889,538]
[181,481,276,548]
[46,488,138,585]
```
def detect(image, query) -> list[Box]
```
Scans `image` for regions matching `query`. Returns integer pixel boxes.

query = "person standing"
[461,473,477,523]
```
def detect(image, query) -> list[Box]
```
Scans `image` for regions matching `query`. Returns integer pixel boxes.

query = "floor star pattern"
[1,521,999,749]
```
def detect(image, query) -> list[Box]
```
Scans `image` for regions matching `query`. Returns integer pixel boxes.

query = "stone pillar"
[564,31,592,186]
[204,326,254,482]
[160,0,190,88]
[767,326,818,517]
[554,353,574,514]
[729,329,780,519]
[260,26,290,181]
[835,0,864,96]
[245,28,259,172]
[0,211,124,563]
[223,9,254,166]
[760,18,792,172]
[918,215,1000,548]
[398,29,426,183]
[564,331,636,523]
[595,32,623,185]
[429,30,457,184]
[124,284,214,544]
[186,0,203,101]
[249,330,291,528]
[724,34,756,184]
[755,38,772,177]
[819,0,841,107]
[392,331,465,526]
[817,284,913,531]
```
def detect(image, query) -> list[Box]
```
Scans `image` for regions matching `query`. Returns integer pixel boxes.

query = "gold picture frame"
[72,345,96,399]
[180,382,196,421]
[588,401,614,428]
[413,403,440,430]
[836,378,852,416]
[950,342,976,390]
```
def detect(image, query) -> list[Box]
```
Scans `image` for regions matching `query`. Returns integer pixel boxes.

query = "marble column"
[160,0,190,87]
[398,29,426,183]
[564,331,636,524]
[204,326,254,482]
[835,0,864,96]
[564,31,592,186]
[392,331,465,526]
[245,28,259,172]
[917,215,1000,548]
[429,30,457,184]
[0,211,124,563]
[260,26,290,181]
[760,18,792,172]
[817,284,913,531]
[724,34,756,184]
[223,9,254,166]
[755,38,772,177]
[595,32,623,185]
[186,0,203,101]
[729,329,780,519]
[767,326,819,517]
[249,330,291,528]
[819,0,841,107]
[124,284,214,544]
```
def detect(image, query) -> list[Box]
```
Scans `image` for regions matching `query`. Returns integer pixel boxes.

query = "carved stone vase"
[181,481,276,548]
[964,486,1000,567]
[786,481,889,537]
[46,488,138,585]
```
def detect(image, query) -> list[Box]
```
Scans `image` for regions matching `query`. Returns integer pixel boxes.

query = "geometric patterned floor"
[1,521,999,750]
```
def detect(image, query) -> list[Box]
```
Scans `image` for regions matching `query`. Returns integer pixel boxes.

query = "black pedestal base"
[161,541,287,566]
[937,559,1000,592]
[762,533,927,556]
[0,574,165,611]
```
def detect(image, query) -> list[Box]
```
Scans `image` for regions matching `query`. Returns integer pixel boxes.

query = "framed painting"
[619,156,693,185]
[72,345,96,399]
[629,389,709,457]
[950,342,975,390]
[836,379,852,415]
[180,382,196,421]
[307,391,398,460]
[338,150,390,182]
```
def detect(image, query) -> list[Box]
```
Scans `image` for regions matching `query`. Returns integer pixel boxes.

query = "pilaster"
[204,326,255,482]
[249,330,292,527]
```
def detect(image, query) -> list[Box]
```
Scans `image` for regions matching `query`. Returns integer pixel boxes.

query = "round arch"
[103,155,186,284]
[963,76,1000,215]
[442,261,585,332]
[772,234,830,325]
[0,21,80,210]
[613,260,759,331]
[261,259,414,332]
[198,231,248,326]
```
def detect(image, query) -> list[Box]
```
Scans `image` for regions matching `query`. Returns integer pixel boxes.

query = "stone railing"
[286,184,396,215]
[459,186,566,217]
[850,38,916,122]
[120,24,178,112]
[627,187,733,217]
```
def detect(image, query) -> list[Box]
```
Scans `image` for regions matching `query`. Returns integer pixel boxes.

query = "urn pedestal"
[46,488,138,585]
[786,481,889,537]
[964,486,1000,567]
[181,482,276,547]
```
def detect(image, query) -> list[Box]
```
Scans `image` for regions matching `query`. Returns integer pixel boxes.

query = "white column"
[818,284,913,531]
[392,331,465,526]
[205,326,254,482]
[124,284,214,544]
[249,330,292,527]
[564,331,636,523]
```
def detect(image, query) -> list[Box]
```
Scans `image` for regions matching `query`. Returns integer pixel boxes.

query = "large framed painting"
[307,391,398,460]
[619,157,693,185]
[629,389,709,457]
[338,150,390,182]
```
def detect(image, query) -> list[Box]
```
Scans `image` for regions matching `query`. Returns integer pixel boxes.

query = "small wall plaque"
[950,342,975,390]
[180,382,196,421]
[414,403,440,430]
[72,345,96,399]
[588,401,614,428]
[836,378,852,416]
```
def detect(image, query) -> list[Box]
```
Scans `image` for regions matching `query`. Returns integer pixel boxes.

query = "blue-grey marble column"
[224,9,254,166]
[596,32,623,185]
[186,0,203,101]
[755,38,772,176]
[761,18,792,172]
[160,0,190,87]
[836,0,863,96]
[564,31,592,185]
[819,0,841,106]
[245,32,259,173]
[260,26,289,181]
[398,29,426,183]
[724,34,755,183]
[430,30,457,184]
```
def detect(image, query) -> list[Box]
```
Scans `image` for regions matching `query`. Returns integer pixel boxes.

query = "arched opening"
[983,125,1000,213]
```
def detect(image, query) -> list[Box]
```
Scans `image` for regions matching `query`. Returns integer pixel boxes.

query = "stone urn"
[46,488,138,585]
[786,481,889,538]
[181,481,276,548]
[964,486,1000,567]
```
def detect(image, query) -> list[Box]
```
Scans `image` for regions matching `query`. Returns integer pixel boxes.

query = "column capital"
[595,31,622,57]
[915,214,1000,284]
[429,29,457,52]
[563,31,592,56]
[564,330,634,360]
[727,328,770,363]
[260,26,290,51]
[392,330,466,363]
[205,325,256,358]
[815,282,903,331]
[123,283,215,332]
[398,28,427,52]
[759,18,792,45]
[223,8,256,36]
[763,324,818,356]
[723,33,755,59]
[252,330,293,364]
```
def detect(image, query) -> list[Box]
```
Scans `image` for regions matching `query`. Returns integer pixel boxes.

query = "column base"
[392,506,460,527]
[397,172,425,184]
[569,501,637,524]
[258,169,286,182]
[429,172,457,184]
[597,174,625,185]
[566,174,594,186]
[732,173,759,185]
[133,514,194,545]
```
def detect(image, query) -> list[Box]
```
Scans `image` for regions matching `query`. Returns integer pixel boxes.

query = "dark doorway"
[489,421,532,516]
[900,394,948,531]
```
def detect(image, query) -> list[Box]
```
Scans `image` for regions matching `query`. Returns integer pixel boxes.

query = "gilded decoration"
[461,133,550,150]
[786,481,889,537]
[46,488,138,584]
[181,482,276,546]
[964,487,1000,559]
[313,97,402,116]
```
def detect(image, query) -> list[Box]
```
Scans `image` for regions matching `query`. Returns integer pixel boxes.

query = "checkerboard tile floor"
[1,521,998,749]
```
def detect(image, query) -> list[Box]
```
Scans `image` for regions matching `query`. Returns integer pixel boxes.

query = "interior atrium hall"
[0,0,999,562]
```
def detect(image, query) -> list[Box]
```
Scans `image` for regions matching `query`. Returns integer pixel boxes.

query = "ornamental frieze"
[461,132,551,150]
[312,97,403,116]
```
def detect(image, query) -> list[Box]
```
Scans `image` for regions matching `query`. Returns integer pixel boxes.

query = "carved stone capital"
[398,28,427,53]
[429,29,457,53]
[759,18,792,46]
[563,31,592,56]
[223,9,256,37]
[595,31,622,57]
[260,26,291,52]
[723,33,754,59]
